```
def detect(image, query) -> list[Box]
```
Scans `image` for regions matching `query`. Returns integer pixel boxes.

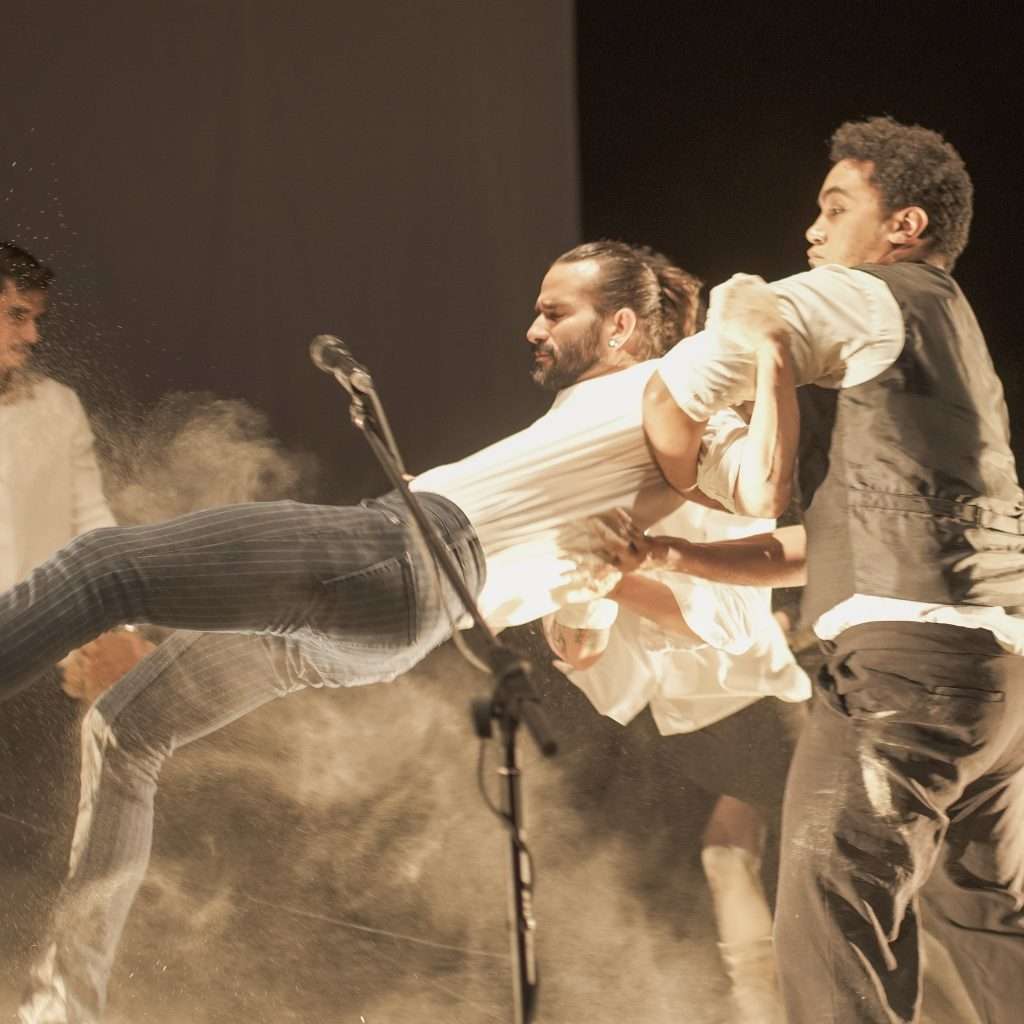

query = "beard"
[530,318,604,392]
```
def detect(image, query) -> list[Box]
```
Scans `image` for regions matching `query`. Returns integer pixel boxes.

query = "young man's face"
[0,280,47,378]
[526,259,613,391]
[805,158,898,268]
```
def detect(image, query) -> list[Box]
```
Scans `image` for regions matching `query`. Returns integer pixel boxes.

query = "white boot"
[718,936,787,1024]
[17,943,86,1024]
[701,844,786,1024]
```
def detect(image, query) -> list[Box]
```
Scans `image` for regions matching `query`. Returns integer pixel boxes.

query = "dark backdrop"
[7,5,1020,477]
[3,5,600,1021]
[4,0,579,498]
[577,1,1023,450]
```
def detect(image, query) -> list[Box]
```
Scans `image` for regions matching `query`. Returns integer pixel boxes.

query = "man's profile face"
[806,159,896,268]
[526,259,610,391]
[0,280,47,379]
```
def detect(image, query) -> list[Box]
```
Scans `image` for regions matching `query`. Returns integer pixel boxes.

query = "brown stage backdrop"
[4,0,579,495]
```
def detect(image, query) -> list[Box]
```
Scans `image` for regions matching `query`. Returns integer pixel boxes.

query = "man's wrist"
[639,535,689,573]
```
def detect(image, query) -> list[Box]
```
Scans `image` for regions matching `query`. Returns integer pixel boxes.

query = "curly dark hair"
[554,240,703,360]
[0,241,54,292]
[830,116,973,269]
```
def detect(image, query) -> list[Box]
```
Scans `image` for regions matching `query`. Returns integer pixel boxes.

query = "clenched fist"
[61,629,156,704]
[707,273,790,352]
[561,507,652,576]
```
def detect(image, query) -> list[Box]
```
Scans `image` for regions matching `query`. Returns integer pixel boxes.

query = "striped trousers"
[3,493,484,1023]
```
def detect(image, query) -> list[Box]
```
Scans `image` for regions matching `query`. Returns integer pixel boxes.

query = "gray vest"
[797,261,1024,624]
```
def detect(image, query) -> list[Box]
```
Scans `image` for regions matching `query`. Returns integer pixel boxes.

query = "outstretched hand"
[560,507,652,577]
[61,629,156,704]
[550,549,623,606]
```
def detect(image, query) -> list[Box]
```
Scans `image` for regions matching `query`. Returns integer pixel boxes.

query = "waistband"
[372,490,476,545]
[374,490,487,604]
[823,620,1009,659]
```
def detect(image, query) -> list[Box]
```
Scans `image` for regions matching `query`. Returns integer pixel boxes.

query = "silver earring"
[608,336,623,349]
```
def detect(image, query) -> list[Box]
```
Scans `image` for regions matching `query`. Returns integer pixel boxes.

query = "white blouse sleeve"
[694,410,748,511]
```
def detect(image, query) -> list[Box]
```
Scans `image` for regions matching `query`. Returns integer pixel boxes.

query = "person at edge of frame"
[1,240,153,875]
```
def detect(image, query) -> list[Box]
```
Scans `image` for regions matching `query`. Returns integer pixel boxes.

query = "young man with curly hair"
[630,116,1024,1023]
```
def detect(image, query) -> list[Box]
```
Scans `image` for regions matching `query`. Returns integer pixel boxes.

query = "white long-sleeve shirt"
[0,376,115,590]
[657,264,1024,652]
[412,361,745,631]
[565,501,810,736]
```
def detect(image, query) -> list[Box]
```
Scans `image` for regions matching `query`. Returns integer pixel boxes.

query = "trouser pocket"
[320,554,417,649]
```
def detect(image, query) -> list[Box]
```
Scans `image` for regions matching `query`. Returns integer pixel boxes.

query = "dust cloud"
[83,642,730,1024]
[1,393,733,1023]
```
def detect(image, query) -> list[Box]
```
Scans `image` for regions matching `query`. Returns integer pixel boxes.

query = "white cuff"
[555,599,620,630]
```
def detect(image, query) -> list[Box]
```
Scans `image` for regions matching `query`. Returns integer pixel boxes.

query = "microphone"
[309,334,371,390]
[309,332,404,470]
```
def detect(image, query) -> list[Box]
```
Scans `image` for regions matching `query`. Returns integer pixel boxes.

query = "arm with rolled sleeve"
[546,406,783,669]
[544,554,763,672]
[619,568,764,656]
[580,405,809,587]
[646,265,905,496]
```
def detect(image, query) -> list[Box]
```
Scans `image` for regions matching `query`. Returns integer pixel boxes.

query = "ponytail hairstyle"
[554,240,702,360]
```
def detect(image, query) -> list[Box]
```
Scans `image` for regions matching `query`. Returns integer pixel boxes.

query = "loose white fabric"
[565,502,810,735]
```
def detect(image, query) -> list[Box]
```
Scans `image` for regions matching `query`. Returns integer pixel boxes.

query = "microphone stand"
[313,342,556,1024]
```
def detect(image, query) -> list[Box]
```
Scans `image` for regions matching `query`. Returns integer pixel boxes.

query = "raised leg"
[1,496,478,700]
[18,630,327,1024]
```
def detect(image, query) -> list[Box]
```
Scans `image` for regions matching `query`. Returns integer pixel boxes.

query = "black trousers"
[775,622,1024,1024]
[652,696,805,818]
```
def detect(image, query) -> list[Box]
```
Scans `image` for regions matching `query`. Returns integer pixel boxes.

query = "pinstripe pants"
[5,493,484,1023]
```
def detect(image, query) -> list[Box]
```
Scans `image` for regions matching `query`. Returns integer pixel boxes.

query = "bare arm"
[541,573,703,673]
[731,335,799,518]
[607,574,703,640]
[642,523,807,588]
[642,370,706,495]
